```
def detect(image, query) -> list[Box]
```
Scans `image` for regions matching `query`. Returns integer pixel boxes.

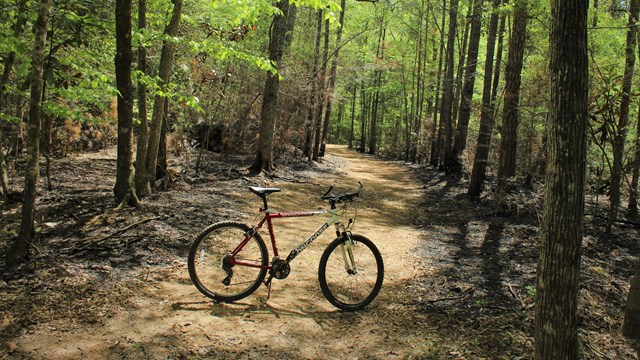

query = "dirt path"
[9,145,436,359]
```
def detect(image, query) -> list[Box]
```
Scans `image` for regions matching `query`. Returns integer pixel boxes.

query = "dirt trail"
[11,145,434,359]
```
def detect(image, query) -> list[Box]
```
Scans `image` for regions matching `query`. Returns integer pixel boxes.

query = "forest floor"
[0,144,639,359]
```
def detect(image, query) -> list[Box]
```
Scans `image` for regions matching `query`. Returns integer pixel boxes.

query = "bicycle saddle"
[249,186,281,196]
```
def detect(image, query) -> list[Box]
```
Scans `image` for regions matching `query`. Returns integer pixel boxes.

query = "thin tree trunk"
[135,0,149,196]
[496,0,527,209]
[441,0,460,170]
[534,0,588,357]
[145,0,182,186]
[313,17,330,161]
[252,0,297,170]
[360,82,367,152]
[349,83,356,149]
[629,96,640,217]
[0,0,29,195]
[320,0,346,157]
[5,0,50,269]
[497,0,527,182]
[468,0,501,198]
[429,0,448,166]
[608,0,639,232]
[114,0,139,206]
[305,10,323,160]
[451,0,484,173]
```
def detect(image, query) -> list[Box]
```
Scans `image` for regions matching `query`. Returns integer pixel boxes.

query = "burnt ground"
[0,145,639,359]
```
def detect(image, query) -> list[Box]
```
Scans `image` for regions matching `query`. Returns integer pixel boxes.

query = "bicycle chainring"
[270,257,291,280]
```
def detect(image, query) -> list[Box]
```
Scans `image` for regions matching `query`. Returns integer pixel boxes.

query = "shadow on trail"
[406,167,540,358]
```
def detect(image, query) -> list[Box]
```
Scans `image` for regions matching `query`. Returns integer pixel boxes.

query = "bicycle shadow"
[171,297,367,328]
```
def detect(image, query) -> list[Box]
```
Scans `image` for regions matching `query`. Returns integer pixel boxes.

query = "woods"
[1,0,640,357]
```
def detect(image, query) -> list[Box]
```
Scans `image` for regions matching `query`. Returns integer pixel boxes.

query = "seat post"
[261,195,269,212]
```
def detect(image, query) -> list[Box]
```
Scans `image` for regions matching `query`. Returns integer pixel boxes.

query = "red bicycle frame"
[228,207,342,270]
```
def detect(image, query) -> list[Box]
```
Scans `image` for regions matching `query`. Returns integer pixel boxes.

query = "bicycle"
[188,181,384,311]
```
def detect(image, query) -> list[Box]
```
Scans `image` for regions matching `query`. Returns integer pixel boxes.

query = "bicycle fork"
[336,223,358,275]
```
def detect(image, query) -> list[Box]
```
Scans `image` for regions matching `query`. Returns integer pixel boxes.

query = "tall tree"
[468,0,501,197]
[496,0,528,182]
[630,98,640,217]
[251,0,297,171]
[607,0,639,232]
[134,0,149,196]
[5,0,51,268]
[320,0,347,157]
[143,0,182,190]
[440,0,460,170]
[534,0,588,357]
[622,0,640,341]
[450,0,484,173]
[0,0,28,195]
[114,0,139,206]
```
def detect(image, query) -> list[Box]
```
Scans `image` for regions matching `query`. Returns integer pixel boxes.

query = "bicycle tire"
[188,221,268,302]
[318,234,384,311]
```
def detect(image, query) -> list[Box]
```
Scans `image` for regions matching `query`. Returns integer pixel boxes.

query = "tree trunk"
[349,83,357,149]
[534,0,588,358]
[441,0,460,170]
[451,0,484,173]
[134,0,149,196]
[629,97,640,217]
[114,0,139,206]
[623,258,640,339]
[497,0,527,181]
[5,0,50,269]
[496,0,527,208]
[304,10,323,160]
[312,17,330,161]
[0,0,29,195]
[468,0,501,198]
[360,82,367,152]
[608,0,639,232]
[144,0,182,187]
[429,0,447,166]
[320,0,346,157]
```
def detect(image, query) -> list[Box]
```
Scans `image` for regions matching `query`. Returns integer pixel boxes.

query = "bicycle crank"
[270,257,291,280]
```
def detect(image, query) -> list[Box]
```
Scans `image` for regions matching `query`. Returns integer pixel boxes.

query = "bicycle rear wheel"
[318,234,384,311]
[188,222,268,302]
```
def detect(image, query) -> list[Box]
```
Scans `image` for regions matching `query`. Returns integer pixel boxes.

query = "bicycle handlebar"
[321,181,363,204]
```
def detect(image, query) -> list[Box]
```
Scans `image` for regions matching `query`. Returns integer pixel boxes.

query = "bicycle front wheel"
[188,221,268,302]
[318,234,384,311]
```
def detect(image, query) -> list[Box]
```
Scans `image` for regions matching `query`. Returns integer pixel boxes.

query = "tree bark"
[468,0,501,198]
[134,0,149,196]
[608,0,639,232]
[251,0,297,171]
[5,0,50,269]
[313,17,330,161]
[305,10,323,160]
[320,0,346,157]
[629,97,640,217]
[451,0,484,173]
[496,0,527,208]
[534,0,588,358]
[0,0,29,195]
[429,0,447,166]
[144,0,182,187]
[441,0,460,170]
[623,258,640,339]
[497,0,528,180]
[114,0,138,206]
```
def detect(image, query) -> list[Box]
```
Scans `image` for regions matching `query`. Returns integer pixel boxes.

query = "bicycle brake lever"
[322,185,334,198]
